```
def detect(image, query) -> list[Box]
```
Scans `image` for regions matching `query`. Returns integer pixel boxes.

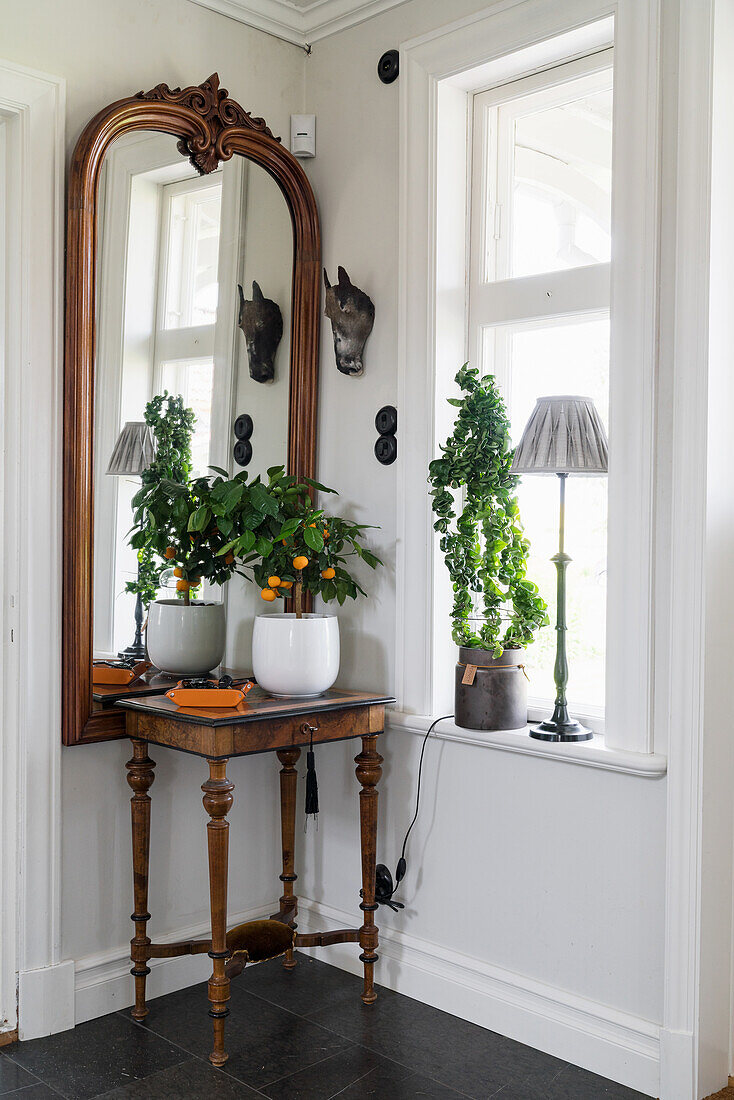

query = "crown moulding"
[187,0,411,46]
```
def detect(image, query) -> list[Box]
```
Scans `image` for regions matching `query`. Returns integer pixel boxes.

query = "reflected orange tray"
[92,660,151,686]
[165,680,253,708]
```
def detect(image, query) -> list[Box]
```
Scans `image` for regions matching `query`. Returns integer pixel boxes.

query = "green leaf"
[238,530,256,554]
[303,526,324,552]
[188,505,209,532]
[255,536,273,557]
[250,481,280,517]
[302,476,338,494]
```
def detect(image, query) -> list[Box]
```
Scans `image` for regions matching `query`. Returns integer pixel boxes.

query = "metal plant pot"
[454,645,528,731]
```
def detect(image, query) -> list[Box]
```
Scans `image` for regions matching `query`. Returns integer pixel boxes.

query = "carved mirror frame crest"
[63,74,321,746]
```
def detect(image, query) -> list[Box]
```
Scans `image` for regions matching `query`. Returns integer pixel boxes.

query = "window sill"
[387,711,667,778]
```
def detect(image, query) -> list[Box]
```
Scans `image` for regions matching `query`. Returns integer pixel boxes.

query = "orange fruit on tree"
[173,567,183,578]
[176,579,190,592]
[268,576,281,588]
[323,529,329,539]
[261,588,277,602]
[292,555,309,570]
[224,552,235,565]
[164,546,176,559]
[190,577,201,587]
[280,580,293,589]
[321,567,335,580]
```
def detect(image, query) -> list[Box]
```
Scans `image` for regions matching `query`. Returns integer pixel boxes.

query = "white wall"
[1,0,304,991]
[698,0,734,1093]
[298,1,667,1094]
[3,0,729,1095]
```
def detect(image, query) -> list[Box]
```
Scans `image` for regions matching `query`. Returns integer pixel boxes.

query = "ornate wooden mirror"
[63,75,321,746]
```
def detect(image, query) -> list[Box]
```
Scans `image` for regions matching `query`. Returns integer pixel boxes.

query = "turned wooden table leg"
[355,733,383,1005]
[126,739,156,1022]
[202,759,234,1067]
[277,747,301,969]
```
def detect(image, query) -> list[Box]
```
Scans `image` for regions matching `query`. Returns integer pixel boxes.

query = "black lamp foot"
[530,717,593,743]
[119,641,147,662]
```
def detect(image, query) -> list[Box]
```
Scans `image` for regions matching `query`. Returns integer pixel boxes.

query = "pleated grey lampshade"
[106,422,156,476]
[511,396,608,476]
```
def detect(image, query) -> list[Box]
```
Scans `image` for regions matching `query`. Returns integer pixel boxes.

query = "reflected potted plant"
[429,366,548,730]
[126,392,195,616]
[132,462,285,676]
[218,468,382,696]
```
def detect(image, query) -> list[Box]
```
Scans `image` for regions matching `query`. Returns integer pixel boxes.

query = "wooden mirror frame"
[62,74,321,746]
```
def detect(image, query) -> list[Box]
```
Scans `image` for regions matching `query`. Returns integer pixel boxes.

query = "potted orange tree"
[218,469,382,696]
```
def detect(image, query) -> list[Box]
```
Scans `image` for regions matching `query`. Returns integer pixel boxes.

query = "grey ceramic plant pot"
[454,645,528,731]
[146,600,226,676]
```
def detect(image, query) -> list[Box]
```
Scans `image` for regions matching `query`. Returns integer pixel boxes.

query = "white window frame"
[396,0,659,759]
[153,173,221,377]
[467,54,613,727]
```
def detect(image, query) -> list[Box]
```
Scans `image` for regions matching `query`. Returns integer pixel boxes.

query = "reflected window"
[154,174,223,475]
[162,180,222,328]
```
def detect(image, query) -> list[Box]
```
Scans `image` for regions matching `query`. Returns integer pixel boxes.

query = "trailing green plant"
[125,392,195,608]
[429,364,548,656]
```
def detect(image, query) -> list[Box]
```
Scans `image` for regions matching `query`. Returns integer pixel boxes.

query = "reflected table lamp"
[511,396,608,743]
[106,421,156,662]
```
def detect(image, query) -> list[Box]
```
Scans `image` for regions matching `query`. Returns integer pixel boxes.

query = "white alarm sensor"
[290,115,316,158]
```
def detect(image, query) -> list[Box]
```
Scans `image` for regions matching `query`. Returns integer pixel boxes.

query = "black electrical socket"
[375,434,397,465]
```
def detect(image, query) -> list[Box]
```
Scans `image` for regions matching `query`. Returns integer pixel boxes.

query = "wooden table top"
[117,684,395,728]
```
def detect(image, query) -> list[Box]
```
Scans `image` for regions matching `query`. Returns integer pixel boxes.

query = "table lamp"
[511,395,608,742]
[107,421,156,661]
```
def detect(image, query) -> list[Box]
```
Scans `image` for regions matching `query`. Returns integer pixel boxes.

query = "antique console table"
[115,684,394,1068]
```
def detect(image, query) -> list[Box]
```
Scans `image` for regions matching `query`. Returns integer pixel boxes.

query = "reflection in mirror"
[92,130,293,661]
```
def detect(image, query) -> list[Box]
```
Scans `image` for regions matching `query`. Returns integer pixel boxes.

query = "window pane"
[485,316,609,713]
[510,83,612,278]
[163,182,222,329]
[159,359,215,476]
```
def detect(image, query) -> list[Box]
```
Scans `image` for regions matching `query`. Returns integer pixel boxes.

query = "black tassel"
[305,733,319,819]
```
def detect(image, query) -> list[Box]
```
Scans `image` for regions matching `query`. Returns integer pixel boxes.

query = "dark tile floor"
[0,953,652,1099]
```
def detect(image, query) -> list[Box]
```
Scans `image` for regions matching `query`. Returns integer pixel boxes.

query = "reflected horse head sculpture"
[237,281,283,384]
[323,266,375,377]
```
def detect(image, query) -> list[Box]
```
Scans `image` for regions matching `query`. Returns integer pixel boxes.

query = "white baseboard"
[658,1028,695,1100]
[19,960,75,1040]
[296,899,661,1098]
[73,902,273,1025]
[71,895,661,1096]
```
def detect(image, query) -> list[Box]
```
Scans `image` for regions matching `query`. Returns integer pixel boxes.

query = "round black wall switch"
[378,50,399,84]
[233,439,253,467]
[375,434,397,465]
[375,405,398,435]
[234,413,253,441]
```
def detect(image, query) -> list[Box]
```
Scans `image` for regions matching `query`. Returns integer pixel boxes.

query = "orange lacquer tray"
[165,681,253,708]
[92,660,151,686]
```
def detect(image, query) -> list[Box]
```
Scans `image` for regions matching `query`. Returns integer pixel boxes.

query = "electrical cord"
[374,714,454,911]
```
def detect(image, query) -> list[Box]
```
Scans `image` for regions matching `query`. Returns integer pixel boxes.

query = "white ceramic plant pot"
[147,600,226,676]
[252,613,340,697]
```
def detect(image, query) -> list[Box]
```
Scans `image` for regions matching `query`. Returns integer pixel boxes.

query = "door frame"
[0,58,68,1041]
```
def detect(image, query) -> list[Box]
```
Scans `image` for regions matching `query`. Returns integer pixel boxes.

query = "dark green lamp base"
[530,713,592,743]
[530,473,594,745]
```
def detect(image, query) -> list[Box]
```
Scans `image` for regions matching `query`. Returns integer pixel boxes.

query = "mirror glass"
[92,130,293,660]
